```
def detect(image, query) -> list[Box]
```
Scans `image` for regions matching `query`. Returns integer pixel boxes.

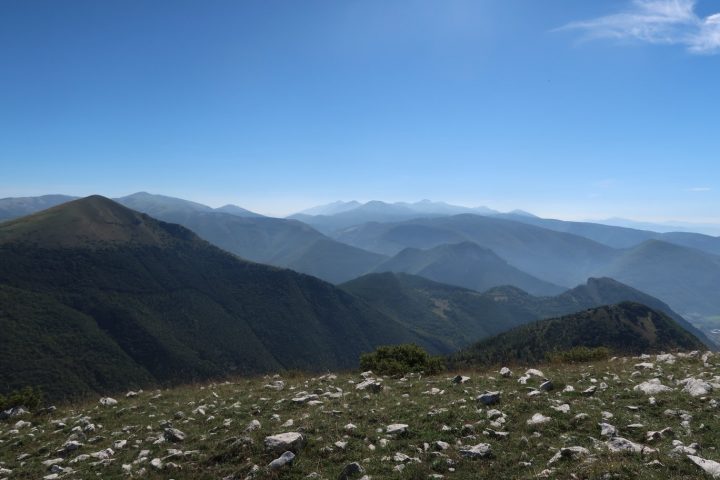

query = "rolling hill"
[373,241,563,296]
[454,302,707,366]
[334,214,617,286]
[0,196,419,399]
[343,273,715,353]
[496,213,720,255]
[600,240,720,317]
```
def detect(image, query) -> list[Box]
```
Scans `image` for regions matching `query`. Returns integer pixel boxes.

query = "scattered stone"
[452,375,470,384]
[599,423,617,437]
[355,379,383,392]
[539,380,554,391]
[688,455,720,478]
[434,441,450,451]
[581,386,597,396]
[245,419,261,432]
[606,437,656,455]
[268,451,295,470]
[386,424,409,435]
[634,379,672,395]
[99,397,118,406]
[477,391,500,405]
[338,462,365,480]
[264,432,306,453]
[164,427,186,442]
[547,446,590,465]
[527,413,551,426]
[459,443,493,459]
[500,367,512,377]
[681,378,713,397]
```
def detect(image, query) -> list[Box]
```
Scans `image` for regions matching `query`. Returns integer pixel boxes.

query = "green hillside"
[343,273,715,354]
[341,272,537,352]
[0,196,419,400]
[455,302,706,366]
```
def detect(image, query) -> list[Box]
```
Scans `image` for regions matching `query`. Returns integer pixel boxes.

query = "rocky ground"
[2,352,720,479]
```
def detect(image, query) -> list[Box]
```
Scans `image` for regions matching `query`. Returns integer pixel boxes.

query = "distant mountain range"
[112,193,386,283]
[372,242,563,296]
[2,193,720,326]
[454,302,707,366]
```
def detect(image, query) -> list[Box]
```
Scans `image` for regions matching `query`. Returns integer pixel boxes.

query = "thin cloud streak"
[559,0,720,54]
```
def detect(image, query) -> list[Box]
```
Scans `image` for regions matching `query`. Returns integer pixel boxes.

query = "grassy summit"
[1,352,718,479]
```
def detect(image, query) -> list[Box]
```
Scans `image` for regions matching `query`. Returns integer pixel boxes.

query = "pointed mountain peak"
[0,195,198,248]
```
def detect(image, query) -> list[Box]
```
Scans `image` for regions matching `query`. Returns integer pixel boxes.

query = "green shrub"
[360,344,445,375]
[546,346,611,364]
[0,386,43,412]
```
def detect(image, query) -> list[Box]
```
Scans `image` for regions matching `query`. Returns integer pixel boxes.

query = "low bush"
[360,344,445,375]
[546,346,611,364]
[0,386,43,412]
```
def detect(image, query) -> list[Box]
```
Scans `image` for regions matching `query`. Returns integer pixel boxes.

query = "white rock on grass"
[164,428,185,442]
[355,379,383,392]
[452,375,470,384]
[386,424,409,435]
[599,423,617,437]
[459,443,493,459]
[245,419,261,432]
[99,397,118,406]
[500,367,512,377]
[527,413,551,426]
[547,446,590,465]
[264,432,306,453]
[268,451,295,470]
[634,379,673,395]
[688,455,720,478]
[606,437,656,455]
[681,378,713,397]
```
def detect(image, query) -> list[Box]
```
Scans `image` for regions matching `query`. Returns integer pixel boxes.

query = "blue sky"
[1,0,719,220]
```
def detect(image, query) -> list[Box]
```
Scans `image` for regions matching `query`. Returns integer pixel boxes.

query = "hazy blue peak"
[297,201,362,216]
[214,204,263,217]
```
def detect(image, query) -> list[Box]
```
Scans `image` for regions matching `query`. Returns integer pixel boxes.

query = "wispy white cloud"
[688,186,712,191]
[560,0,720,54]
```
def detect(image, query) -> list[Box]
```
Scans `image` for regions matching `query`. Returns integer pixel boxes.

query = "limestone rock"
[268,451,295,470]
[264,432,306,453]
[459,443,493,459]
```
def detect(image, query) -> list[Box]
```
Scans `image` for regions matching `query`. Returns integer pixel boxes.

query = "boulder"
[264,432,306,453]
